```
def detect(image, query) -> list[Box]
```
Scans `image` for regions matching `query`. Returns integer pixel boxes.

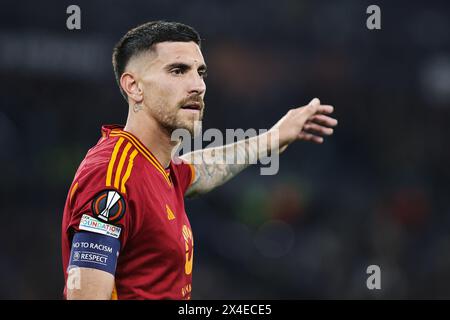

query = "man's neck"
[123,113,176,169]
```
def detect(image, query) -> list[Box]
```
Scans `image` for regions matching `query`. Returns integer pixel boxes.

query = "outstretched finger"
[310,114,338,127]
[303,122,334,136]
[316,104,334,115]
[298,131,324,144]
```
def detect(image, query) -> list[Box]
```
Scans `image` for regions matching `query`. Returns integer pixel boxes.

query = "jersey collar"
[102,125,172,186]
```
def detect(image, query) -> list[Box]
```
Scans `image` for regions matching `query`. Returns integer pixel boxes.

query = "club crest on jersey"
[91,190,126,224]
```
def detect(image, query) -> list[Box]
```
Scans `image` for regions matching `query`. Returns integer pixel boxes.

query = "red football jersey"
[61,125,195,300]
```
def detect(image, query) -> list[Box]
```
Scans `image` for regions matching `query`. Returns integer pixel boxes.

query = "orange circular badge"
[91,189,126,224]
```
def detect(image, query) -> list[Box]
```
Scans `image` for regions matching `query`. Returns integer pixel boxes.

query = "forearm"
[181,130,281,196]
[181,98,337,196]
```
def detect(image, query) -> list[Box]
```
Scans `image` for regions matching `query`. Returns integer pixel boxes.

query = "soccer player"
[61,21,338,300]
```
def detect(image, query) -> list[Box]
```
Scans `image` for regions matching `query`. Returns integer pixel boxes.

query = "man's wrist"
[266,128,288,154]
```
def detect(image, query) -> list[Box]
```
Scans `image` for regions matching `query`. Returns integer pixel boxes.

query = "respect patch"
[79,214,121,238]
[69,232,120,275]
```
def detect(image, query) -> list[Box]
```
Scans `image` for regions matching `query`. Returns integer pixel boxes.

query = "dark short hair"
[112,21,201,101]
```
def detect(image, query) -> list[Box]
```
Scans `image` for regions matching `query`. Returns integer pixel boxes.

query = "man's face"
[134,41,207,135]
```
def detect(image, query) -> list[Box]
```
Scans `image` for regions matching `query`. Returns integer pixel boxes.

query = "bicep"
[181,151,241,196]
[184,161,229,197]
[67,267,114,300]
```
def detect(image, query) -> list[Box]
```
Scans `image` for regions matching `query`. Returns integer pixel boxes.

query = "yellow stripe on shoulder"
[114,142,132,189]
[110,132,172,186]
[106,137,125,187]
[120,149,139,194]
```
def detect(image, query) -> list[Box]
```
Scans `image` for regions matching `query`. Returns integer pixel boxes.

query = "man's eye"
[199,71,208,79]
[171,68,184,75]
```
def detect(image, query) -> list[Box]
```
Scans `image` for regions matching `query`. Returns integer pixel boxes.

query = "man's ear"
[120,72,144,103]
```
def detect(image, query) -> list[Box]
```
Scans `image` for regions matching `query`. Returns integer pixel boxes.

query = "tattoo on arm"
[181,131,279,197]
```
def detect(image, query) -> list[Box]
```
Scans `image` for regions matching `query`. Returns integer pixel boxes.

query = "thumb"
[309,97,320,106]
[306,97,320,116]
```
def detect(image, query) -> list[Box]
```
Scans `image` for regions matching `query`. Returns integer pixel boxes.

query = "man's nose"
[187,73,206,95]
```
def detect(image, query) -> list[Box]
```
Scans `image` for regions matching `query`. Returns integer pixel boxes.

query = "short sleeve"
[172,158,196,195]
[66,169,134,250]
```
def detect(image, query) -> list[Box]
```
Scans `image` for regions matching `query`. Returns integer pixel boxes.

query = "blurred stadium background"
[0,0,449,299]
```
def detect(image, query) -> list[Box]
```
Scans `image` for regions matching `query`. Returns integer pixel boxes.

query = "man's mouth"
[181,103,202,111]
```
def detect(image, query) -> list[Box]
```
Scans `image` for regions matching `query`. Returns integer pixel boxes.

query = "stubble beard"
[151,97,205,138]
